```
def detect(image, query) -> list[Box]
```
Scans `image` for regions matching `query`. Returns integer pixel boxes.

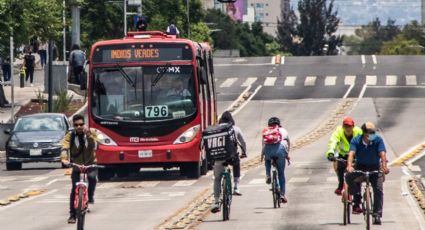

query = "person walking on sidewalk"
[23,49,35,87]
[2,57,11,82]
[38,41,47,69]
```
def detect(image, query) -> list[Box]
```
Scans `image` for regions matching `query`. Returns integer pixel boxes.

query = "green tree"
[190,22,212,44]
[380,34,422,55]
[277,0,342,56]
[401,20,425,47]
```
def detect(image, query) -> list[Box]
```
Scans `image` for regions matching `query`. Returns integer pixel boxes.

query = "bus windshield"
[91,65,196,121]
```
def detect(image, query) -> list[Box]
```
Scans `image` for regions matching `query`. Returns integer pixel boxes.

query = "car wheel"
[6,162,22,171]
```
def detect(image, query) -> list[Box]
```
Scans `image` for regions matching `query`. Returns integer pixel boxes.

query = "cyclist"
[262,117,290,203]
[211,111,247,213]
[61,114,98,224]
[326,117,362,195]
[345,122,390,225]
[69,44,86,85]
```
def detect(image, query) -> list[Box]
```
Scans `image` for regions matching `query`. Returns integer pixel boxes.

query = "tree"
[401,20,425,47]
[277,0,343,56]
[380,34,422,55]
[190,22,213,44]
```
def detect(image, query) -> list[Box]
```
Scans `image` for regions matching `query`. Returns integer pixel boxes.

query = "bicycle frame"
[271,158,281,208]
[221,163,232,221]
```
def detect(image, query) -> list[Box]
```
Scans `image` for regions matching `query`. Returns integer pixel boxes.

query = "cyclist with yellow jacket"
[326,117,362,195]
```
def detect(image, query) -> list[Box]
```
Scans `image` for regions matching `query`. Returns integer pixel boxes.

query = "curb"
[389,142,425,166]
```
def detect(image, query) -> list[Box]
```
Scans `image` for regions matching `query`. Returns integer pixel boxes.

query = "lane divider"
[409,177,425,211]
[389,143,425,166]
[156,97,357,229]
[0,189,47,206]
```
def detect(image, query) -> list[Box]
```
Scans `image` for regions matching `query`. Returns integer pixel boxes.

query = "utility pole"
[9,32,14,123]
[187,0,190,39]
[48,40,53,112]
[124,0,127,36]
[63,0,66,62]
[71,4,81,46]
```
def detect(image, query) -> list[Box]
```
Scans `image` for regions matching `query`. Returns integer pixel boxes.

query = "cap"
[342,117,354,126]
[363,122,376,132]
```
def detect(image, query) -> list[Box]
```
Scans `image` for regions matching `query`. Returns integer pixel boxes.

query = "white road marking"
[372,55,377,65]
[137,181,160,188]
[241,77,257,87]
[248,179,265,185]
[281,56,285,65]
[97,182,123,189]
[343,84,354,99]
[288,177,309,183]
[284,76,296,86]
[0,189,58,212]
[325,76,337,86]
[219,78,238,88]
[172,180,197,187]
[28,176,49,182]
[344,75,356,85]
[406,75,417,85]
[386,75,397,85]
[361,55,366,65]
[366,75,377,85]
[304,76,316,86]
[294,169,313,175]
[264,77,277,86]
[264,99,332,104]
[160,191,185,197]
[136,193,154,197]
[0,177,16,182]
[215,63,274,67]
[233,85,262,116]
[271,56,276,64]
[45,179,58,186]
[326,177,338,182]
[268,70,273,74]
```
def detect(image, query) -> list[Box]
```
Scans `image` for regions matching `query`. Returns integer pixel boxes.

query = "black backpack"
[202,123,237,161]
[71,50,85,67]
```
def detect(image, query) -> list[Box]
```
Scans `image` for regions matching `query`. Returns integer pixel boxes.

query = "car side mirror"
[4,129,11,135]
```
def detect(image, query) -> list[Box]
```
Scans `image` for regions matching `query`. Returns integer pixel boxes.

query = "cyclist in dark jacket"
[61,114,98,224]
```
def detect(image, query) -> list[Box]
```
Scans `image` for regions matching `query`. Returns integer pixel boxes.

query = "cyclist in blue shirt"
[345,122,390,225]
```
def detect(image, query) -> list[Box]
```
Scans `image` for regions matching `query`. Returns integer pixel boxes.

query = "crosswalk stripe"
[284,76,296,86]
[386,75,397,85]
[241,77,257,87]
[264,77,277,86]
[219,78,237,88]
[288,177,309,183]
[344,75,356,85]
[406,75,417,85]
[160,191,185,197]
[172,180,197,187]
[366,75,377,85]
[98,182,123,189]
[304,76,316,86]
[325,76,337,86]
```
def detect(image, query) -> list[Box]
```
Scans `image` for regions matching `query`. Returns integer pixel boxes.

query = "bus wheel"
[98,168,114,181]
[116,167,131,178]
[200,158,208,176]
[181,162,201,179]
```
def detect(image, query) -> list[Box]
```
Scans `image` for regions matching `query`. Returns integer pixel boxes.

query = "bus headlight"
[173,125,200,144]
[94,129,117,146]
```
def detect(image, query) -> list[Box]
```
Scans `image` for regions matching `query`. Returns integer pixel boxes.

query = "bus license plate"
[30,149,42,156]
[138,150,152,158]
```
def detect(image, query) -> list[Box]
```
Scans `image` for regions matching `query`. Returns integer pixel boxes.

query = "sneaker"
[266,176,271,184]
[233,188,242,196]
[211,202,220,213]
[373,216,381,225]
[280,195,288,203]
[30,83,34,87]
[334,188,343,196]
[67,215,76,224]
[352,205,363,214]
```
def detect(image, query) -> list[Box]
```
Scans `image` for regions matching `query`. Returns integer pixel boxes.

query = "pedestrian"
[23,49,35,87]
[69,44,86,84]
[136,15,148,31]
[38,41,47,69]
[166,21,180,36]
[1,57,11,82]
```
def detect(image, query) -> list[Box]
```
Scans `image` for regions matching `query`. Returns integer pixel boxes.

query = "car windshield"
[91,65,196,121]
[14,116,66,132]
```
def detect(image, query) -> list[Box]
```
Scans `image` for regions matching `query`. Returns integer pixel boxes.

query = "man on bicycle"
[262,117,290,203]
[69,44,86,85]
[345,122,390,225]
[326,117,362,195]
[211,111,247,213]
[61,114,98,224]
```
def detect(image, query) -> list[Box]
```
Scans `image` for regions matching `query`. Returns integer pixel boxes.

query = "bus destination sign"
[92,43,193,63]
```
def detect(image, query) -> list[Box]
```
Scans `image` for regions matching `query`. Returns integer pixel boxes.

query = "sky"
[290,0,421,25]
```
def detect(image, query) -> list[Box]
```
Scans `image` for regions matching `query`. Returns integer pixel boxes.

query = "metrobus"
[87,31,217,180]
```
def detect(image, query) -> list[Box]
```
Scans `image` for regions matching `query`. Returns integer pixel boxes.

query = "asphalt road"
[1,55,425,230]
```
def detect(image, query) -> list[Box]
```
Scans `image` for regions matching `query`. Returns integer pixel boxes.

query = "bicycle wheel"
[76,187,86,230]
[222,175,229,221]
[364,188,371,230]
[272,170,277,208]
[342,189,351,225]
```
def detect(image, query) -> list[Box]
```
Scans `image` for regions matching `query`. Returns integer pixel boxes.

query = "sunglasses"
[74,123,84,127]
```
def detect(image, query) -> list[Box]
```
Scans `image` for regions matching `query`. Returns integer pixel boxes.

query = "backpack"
[262,126,282,144]
[71,50,85,67]
[202,123,237,161]
[168,25,177,35]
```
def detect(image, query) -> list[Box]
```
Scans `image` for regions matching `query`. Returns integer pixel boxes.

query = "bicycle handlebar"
[351,170,381,175]
[67,163,105,169]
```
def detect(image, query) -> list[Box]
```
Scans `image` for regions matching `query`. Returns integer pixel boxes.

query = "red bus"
[88,31,217,180]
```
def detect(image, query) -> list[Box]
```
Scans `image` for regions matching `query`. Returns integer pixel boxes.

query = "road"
[1,55,425,229]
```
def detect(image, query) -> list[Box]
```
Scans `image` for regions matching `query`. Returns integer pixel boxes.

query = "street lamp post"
[124,0,127,36]
[187,0,190,39]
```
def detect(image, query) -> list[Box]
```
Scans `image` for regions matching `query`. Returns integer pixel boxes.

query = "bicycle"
[352,170,381,230]
[271,156,281,208]
[220,161,233,221]
[332,157,351,225]
[68,163,104,230]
